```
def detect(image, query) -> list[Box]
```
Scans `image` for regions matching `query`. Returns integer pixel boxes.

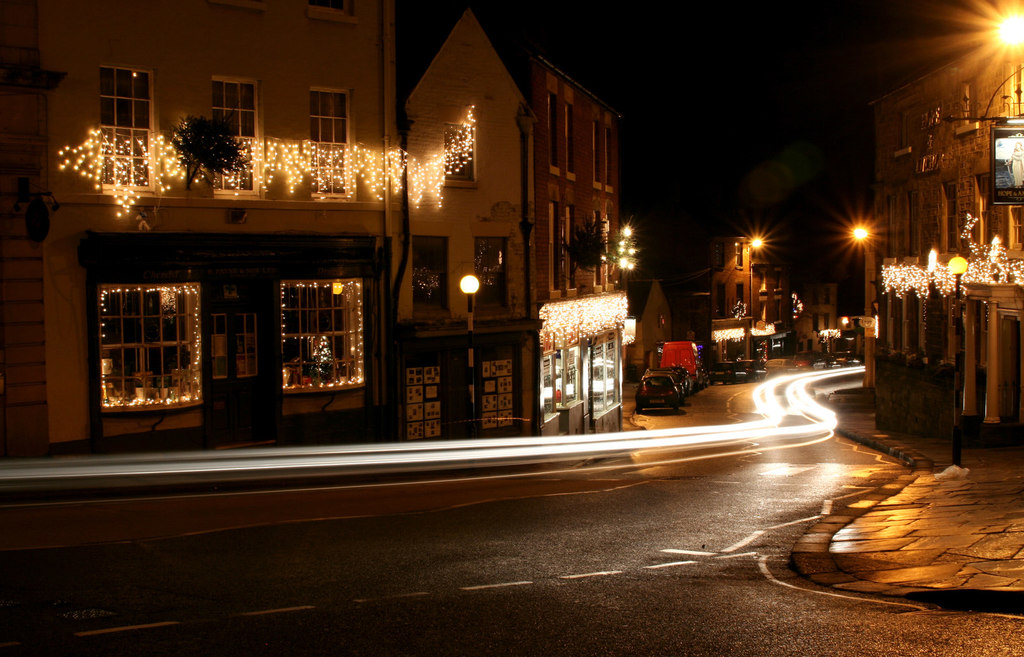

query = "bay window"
[281,280,364,391]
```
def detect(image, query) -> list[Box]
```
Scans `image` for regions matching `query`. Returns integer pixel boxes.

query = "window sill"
[207,0,266,11]
[444,179,477,190]
[893,146,912,158]
[955,121,979,136]
[307,5,357,23]
[102,400,203,414]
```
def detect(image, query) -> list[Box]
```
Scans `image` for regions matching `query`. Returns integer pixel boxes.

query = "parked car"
[832,351,862,367]
[658,341,706,391]
[635,372,683,413]
[764,358,797,378]
[709,362,749,385]
[793,351,832,370]
[737,359,766,381]
[644,367,691,397]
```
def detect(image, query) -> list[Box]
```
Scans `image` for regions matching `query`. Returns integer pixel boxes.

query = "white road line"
[721,531,764,553]
[715,552,758,560]
[353,592,429,603]
[821,499,833,515]
[559,571,623,579]
[75,621,179,637]
[238,605,316,616]
[461,581,533,591]
[661,549,716,556]
[644,560,697,569]
[757,555,927,610]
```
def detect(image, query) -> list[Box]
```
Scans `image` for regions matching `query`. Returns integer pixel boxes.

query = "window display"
[281,279,364,391]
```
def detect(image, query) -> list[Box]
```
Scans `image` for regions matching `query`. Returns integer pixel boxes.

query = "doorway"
[207,281,276,447]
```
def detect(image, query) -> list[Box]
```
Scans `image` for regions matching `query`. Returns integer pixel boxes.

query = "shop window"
[99,284,202,410]
[309,89,348,196]
[281,280,364,391]
[212,78,257,192]
[590,334,619,414]
[413,236,448,309]
[474,237,506,306]
[99,66,151,188]
[541,351,557,419]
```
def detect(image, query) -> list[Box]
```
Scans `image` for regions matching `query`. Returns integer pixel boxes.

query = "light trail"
[0,367,862,495]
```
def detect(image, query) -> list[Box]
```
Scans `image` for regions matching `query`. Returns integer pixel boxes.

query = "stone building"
[872,46,1024,441]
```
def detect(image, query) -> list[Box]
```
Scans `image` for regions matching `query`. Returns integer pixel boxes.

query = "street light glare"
[853,227,869,241]
[750,238,763,248]
[459,274,480,294]
[948,255,969,275]
[1001,16,1024,45]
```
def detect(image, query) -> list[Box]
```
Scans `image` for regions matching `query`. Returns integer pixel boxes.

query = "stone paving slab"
[790,391,1024,598]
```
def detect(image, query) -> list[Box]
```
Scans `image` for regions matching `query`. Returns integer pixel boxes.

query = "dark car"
[737,359,766,381]
[709,362,749,385]
[635,372,683,413]
[643,367,690,398]
[832,351,862,367]
[793,351,832,371]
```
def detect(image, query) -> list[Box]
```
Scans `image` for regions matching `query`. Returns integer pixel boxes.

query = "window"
[548,93,558,169]
[413,236,448,309]
[550,201,564,290]
[960,82,972,119]
[564,103,574,175]
[734,242,743,268]
[281,280,364,391]
[1003,62,1024,117]
[887,195,898,258]
[593,120,601,183]
[474,237,506,307]
[907,191,918,256]
[976,174,990,243]
[715,283,726,316]
[590,334,618,414]
[309,89,348,195]
[444,121,475,182]
[99,284,202,410]
[944,182,958,252]
[564,205,575,289]
[99,66,151,187]
[604,126,612,185]
[212,79,257,191]
[712,242,725,269]
[1012,207,1024,249]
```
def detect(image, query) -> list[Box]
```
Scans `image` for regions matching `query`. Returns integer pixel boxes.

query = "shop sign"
[992,126,1024,205]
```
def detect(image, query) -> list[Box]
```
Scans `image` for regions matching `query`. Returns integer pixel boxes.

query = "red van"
[659,341,706,390]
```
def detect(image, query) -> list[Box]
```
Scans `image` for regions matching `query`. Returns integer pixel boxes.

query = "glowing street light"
[460,274,480,438]
[853,227,869,241]
[1001,15,1024,45]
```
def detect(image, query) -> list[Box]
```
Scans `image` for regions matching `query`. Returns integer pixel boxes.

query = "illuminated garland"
[817,328,842,341]
[751,323,776,336]
[58,107,478,215]
[539,292,628,348]
[712,328,745,342]
[881,214,1024,298]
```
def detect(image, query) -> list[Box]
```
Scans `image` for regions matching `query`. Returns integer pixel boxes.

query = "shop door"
[208,286,275,447]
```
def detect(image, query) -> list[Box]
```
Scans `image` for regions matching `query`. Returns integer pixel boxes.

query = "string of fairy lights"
[538,292,631,348]
[58,108,477,217]
[882,213,1024,298]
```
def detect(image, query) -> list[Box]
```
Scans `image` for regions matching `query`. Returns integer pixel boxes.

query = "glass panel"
[280,280,364,392]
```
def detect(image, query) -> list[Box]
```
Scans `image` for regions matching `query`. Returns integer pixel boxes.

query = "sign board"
[992,126,1024,205]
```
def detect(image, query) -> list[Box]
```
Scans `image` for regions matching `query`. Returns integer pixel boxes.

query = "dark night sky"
[396,1,988,289]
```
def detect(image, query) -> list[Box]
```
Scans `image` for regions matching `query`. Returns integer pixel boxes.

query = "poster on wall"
[405,361,442,440]
[992,126,1024,204]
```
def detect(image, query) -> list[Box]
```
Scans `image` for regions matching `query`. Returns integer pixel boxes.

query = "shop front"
[539,292,627,436]
[77,232,381,452]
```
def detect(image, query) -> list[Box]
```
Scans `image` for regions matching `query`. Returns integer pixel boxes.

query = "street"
[4,375,1024,655]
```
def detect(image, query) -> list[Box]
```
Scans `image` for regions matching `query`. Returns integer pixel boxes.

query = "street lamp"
[949,255,969,466]
[747,238,763,359]
[460,274,480,438]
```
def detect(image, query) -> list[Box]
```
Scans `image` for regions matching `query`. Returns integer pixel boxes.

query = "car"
[764,358,797,378]
[635,372,683,412]
[832,351,862,367]
[737,359,766,381]
[793,351,832,370]
[644,367,691,397]
[709,362,749,385]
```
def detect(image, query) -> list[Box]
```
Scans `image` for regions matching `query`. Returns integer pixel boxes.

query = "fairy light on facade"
[882,214,1024,298]
[538,292,628,348]
[59,107,477,215]
[712,328,745,342]
[280,280,364,392]
[751,323,776,337]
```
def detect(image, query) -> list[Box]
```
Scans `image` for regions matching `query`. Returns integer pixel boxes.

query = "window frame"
[309,88,350,197]
[474,237,507,307]
[99,65,153,190]
[280,279,365,393]
[211,77,259,194]
[412,236,449,310]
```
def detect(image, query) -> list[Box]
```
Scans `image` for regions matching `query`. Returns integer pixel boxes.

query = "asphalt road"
[4,376,1024,655]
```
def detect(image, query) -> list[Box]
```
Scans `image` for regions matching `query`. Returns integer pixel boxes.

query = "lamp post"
[852,227,875,387]
[949,255,969,466]
[747,238,762,359]
[460,274,480,438]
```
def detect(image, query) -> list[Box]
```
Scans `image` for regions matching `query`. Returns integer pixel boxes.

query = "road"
[3,374,1024,655]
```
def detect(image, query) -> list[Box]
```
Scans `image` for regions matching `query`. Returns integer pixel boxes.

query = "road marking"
[353,592,429,603]
[821,499,833,515]
[760,465,814,477]
[644,560,696,569]
[461,581,533,591]
[721,531,764,553]
[559,571,622,579]
[661,549,716,556]
[238,605,315,616]
[757,555,927,610]
[715,552,758,560]
[75,621,179,637]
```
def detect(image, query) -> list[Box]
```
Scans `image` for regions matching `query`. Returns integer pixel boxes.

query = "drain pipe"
[516,104,539,436]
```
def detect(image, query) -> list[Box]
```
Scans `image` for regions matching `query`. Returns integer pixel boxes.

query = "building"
[795,282,838,353]
[709,236,793,362]
[398,9,539,440]
[872,46,1024,440]
[14,0,397,455]
[623,279,672,376]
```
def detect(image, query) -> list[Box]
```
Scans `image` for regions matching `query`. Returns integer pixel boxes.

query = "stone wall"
[875,359,953,439]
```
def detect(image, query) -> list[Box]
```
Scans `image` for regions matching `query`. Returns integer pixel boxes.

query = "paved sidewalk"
[793,387,1024,600]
